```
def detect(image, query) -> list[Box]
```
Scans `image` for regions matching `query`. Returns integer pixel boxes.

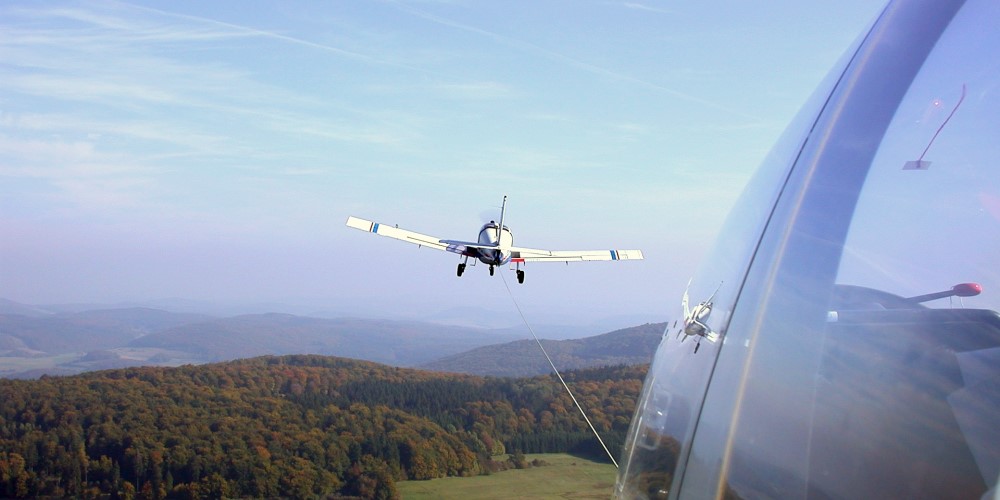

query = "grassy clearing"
[0,353,81,376]
[397,453,616,499]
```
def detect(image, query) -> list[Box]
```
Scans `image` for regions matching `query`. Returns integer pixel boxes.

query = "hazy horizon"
[0,293,664,333]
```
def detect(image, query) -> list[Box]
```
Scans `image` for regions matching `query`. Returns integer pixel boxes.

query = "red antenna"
[906,282,982,303]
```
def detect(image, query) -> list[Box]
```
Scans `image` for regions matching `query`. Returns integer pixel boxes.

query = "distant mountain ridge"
[420,322,666,377]
[0,301,529,378]
[0,298,664,379]
[0,307,210,354]
[128,313,524,366]
[0,298,55,317]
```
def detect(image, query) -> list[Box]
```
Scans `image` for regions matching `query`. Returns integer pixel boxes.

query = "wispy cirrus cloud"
[0,133,159,212]
[387,0,758,120]
[120,2,435,73]
[0,2,424,128]
[432,81,514,100]
[620,2,672,15]
[0,1,441,201]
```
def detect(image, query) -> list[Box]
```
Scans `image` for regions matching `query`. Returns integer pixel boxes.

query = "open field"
[0,353,81,377]
[397,453,616,499]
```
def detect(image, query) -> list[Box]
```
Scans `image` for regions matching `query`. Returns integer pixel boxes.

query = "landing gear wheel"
[489,265,495,276]
[517,270,525,284]
[457,263,466,277]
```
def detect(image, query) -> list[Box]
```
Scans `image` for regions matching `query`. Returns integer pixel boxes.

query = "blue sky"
[0,0,885,326]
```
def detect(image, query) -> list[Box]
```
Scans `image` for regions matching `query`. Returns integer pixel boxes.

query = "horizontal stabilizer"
[440,239,499,250]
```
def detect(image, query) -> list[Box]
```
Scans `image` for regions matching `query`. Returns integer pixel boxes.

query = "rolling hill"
[0,298,663,379]
[0,307,210,355]
[420,322,666,377]
[128,313,523,366]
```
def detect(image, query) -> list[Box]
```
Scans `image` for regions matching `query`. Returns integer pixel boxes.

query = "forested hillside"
[0,355,645,498]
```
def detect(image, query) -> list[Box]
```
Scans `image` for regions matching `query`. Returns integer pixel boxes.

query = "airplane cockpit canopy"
[617,0,1000,498]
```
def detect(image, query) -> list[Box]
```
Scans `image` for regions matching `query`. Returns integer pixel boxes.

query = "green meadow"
[397,453,617,499]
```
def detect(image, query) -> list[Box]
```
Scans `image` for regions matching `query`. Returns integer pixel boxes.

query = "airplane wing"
[510,246,644,262]
[346,216,468,254]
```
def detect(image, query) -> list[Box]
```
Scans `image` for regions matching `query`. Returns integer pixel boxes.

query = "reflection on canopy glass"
[616,0,1000,498]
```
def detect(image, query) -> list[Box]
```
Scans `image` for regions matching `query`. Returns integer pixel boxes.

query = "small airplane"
[346,196,643,283]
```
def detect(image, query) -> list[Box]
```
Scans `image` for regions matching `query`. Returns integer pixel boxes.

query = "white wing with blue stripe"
[510,246,644,262]
[346,216,459,253]
[348,216,644,262]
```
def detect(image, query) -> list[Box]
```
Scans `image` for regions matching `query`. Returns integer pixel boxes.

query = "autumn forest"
[0,355,645,498]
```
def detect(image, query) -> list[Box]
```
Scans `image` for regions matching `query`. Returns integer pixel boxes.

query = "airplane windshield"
[814,1,1000,495]
[835,12,1000,313]
[719,0,1000,497]
[617,0,1000,498]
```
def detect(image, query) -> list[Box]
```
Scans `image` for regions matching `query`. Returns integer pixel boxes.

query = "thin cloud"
[0,1,497,160]
[1,30,413,150]
[4,73,181,106]
[621,2,672,15]
[0,135,155,179]
[0,133,160,213]
[2,112,230,153]
[433,81,514,100]
[118,1,434,74]
[387,0,758,120]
